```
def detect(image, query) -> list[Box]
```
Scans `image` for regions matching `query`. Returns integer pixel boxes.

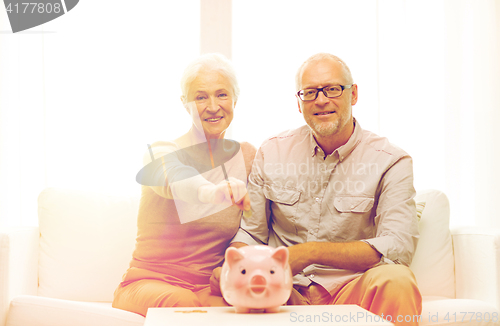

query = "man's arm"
[287,241,382,275]
[361,155,418,266]
[229,240,381,276]
[288,155,417,275]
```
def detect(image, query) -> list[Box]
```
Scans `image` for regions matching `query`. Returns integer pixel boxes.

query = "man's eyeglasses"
[297,85,353,101]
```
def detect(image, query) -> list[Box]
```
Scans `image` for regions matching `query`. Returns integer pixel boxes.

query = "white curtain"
[376,0,500,228]
[0,1,200,226]
[232,0,500,228]
[1,0,499,228]
[0,26,46,227]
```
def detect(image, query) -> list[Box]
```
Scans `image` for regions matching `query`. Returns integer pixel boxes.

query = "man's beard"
[309,119,340,137]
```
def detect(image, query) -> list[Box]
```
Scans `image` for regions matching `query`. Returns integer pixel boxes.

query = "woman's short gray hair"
[180,53,240,104]
[295,53,353,91]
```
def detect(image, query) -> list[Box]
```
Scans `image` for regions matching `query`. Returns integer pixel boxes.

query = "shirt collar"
[310,132,321,157]
[309,118,363,161]
[337,118,362,161]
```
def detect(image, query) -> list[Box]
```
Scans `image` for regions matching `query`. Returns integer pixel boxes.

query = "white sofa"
[0,187,499,326]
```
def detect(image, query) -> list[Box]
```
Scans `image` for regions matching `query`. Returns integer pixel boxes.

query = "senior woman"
[112,53,256,316]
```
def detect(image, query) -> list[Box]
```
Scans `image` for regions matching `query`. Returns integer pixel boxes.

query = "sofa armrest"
[452,226,500,309]
[0,227,39,326]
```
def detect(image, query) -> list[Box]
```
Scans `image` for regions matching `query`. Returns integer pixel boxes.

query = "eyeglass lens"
[300,86,342,101]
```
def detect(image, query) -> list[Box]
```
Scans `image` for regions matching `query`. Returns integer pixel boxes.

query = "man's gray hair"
[180,53,240,104]
[295,53,353,91]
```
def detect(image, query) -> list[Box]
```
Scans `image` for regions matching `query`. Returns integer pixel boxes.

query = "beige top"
[233,119,418,294]
[125,131,256,285]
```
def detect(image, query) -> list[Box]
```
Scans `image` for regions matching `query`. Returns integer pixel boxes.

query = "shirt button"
[315,197,320,202]
[310,274,315,278]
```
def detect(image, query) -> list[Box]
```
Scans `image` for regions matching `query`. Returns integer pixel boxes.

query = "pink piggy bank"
[220,245,293,313]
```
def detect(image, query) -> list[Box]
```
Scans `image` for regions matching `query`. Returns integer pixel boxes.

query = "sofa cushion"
[421,296,500,326]
[410,190,455,298]
[6,295,144,326]
[38,188,139,302]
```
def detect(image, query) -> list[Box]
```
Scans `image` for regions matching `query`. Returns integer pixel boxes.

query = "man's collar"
[337,118,362,161]
[309,118,362,161]
[310,132,321,157]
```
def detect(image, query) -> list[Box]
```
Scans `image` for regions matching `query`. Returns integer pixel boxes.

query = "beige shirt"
[232,120,419,294]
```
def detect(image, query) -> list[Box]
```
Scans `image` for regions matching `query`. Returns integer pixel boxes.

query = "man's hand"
[210,267,222,296]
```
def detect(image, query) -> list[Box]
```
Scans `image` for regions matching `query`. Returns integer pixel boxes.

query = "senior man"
[214,53,421,325]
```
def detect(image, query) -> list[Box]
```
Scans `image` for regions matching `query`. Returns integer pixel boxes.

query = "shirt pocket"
[328,196,375,241]
[264,185,301,234]
[332,196,375,213]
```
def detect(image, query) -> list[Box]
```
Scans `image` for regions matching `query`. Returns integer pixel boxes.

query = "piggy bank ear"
[225,247,245,268]
[271,246,289,269]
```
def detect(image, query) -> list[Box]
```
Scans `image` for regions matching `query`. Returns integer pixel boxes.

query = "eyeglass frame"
[296,84,354,101]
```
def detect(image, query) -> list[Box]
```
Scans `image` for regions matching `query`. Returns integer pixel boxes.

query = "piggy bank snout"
[251,274,266,285]
[250,274,267,295]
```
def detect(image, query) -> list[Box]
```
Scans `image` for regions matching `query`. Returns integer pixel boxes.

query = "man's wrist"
[293,242,314,269]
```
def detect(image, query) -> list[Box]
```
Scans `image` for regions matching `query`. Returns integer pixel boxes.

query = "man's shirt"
[232,119,419,294]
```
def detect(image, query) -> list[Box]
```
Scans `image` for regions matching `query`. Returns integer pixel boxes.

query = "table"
[144,305,394,326]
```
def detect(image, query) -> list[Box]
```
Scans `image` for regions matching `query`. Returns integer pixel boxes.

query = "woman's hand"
[198,178,250,211]
[210,242,248,296]
[210,267,222,296]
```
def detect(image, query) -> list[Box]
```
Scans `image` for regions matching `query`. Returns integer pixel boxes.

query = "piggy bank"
[220,245,293,313]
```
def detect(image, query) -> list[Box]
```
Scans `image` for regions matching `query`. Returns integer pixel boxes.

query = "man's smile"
[314,111,336,116]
